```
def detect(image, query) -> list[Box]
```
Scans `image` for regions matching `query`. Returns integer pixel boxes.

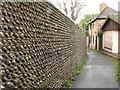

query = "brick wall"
[1,2,86,88]
[88,19,105,50]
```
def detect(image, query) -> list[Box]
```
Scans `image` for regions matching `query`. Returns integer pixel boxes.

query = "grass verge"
[67,56,88,87]
[88,48,119,82]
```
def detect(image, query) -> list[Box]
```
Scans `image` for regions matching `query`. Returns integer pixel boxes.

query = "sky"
[48,0,120,24]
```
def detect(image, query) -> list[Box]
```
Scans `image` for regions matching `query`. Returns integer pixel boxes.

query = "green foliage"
[114,59,119,82]
[67,81,72,87]
[79,14,97,36]
[68,56,88,87]
[88,48,100,54]
[70,76,76,81]
[115,64,118,81]
[75,56,88,76]
[97,31,103,38]
[85,30,90,37]
[74,69,80,75]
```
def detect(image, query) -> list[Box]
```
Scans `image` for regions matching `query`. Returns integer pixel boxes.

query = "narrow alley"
[72,50,118,88]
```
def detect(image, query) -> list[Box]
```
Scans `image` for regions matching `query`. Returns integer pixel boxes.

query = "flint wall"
[1,2,86,88]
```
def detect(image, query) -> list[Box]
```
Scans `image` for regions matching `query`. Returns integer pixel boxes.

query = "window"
[93,22,95,28]
[90,24,92,30]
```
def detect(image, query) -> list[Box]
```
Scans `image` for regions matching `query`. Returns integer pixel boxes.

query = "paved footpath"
[72,50,118,88]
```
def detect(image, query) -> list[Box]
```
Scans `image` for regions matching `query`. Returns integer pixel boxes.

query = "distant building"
[87,2,118,50]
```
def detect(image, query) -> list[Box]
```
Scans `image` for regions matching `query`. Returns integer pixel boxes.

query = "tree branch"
[56,0,85,22]
[74,1,84,21]
[63,0,67,15]
[56,0,62,9]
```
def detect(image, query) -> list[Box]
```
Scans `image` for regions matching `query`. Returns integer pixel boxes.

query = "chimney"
[99,2,106,12]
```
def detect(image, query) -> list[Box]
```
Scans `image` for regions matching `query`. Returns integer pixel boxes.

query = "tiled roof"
[101,15,120,30]
[89,7,118,24]
[108,15,120,24]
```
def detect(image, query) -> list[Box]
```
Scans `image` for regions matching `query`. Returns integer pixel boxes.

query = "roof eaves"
[101,16,109,30]
[101,15,120,30]
[109,15,120,24]
[89,7,108,24]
